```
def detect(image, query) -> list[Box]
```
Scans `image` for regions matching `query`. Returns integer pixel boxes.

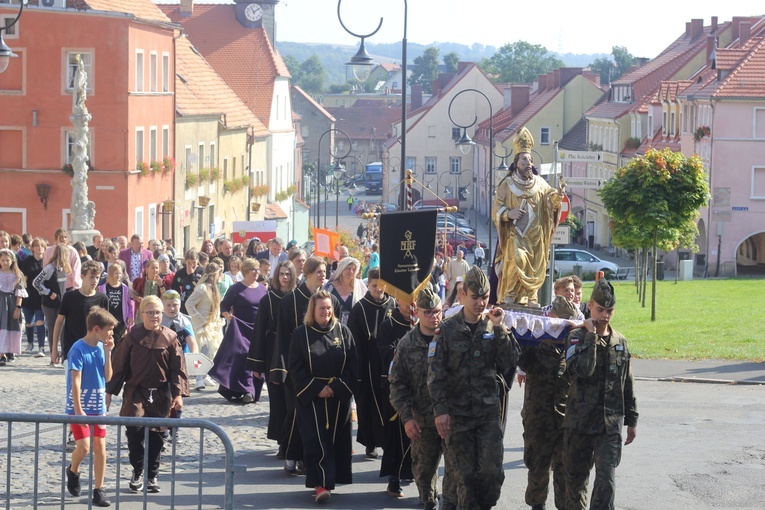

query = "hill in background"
[276,40,607,88]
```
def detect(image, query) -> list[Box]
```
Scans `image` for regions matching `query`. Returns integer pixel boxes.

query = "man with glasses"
[389,288,451,510]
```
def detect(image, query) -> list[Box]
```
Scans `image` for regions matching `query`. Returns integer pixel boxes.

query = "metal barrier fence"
[0,413,235,510]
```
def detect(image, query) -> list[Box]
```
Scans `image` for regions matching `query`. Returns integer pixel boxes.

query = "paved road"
[2,352,764,509]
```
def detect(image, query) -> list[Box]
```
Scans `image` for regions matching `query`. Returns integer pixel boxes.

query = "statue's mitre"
[513,127,534,154]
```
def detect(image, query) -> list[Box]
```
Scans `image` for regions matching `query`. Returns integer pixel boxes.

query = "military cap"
[590,278,616,307]
[550,295,578,319]
[162,290,182,302]
[463,265,490,295]
[416,287,441,310]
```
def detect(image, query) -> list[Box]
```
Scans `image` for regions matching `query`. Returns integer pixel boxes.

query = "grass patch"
[581,278,764,362]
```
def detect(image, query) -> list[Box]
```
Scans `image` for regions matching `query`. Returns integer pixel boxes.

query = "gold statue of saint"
[492,128,563,306]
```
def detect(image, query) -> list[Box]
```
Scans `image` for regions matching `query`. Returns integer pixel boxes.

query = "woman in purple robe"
[209,258,267,403]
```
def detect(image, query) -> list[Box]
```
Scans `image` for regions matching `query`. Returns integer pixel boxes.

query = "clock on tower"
[234,0,279,44]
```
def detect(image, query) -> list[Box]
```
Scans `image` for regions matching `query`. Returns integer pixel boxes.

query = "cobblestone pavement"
[0,350,272,509]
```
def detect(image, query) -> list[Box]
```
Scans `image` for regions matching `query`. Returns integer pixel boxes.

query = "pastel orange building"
[0,1,176,241]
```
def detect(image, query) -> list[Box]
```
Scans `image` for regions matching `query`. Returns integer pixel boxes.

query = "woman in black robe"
[288,290,358,503]
[246,260,297,454]
[377,298,415,497]
[273,256,339,473]
[346,267,394,457]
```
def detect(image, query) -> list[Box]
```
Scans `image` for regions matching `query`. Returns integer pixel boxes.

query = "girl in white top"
[185,262,225,360]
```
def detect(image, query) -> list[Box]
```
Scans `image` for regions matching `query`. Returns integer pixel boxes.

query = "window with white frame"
[198,143,205,169]
[65,52,94,92]
[670,112,676,136]
[223,158,228,181]
[451,127,461,140]
[405,157,415,171]
[185,146,193,172]
[162,53,170,93]
[2,16,18,38]
[134,207,144,238]
[149,127,157,162]
[754,108,765,139]
[64,130,92,165]
[150,52,158,93]
[162,126,170,157]
[648,115,653,136]
[428,125,436,138]
[135,128,144,167]
[752,167,765,199]
[425,157,436,174]
[662,112,667,134]
[209,143,216,168]
[135,50,144,92]
[148,203,157,241]
[450,157,461,174]
[540,127,550,145]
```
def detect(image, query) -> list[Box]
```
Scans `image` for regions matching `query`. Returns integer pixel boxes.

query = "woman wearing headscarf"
[323,256,367,326]
[288,290,358,503]
[208,258,267,403]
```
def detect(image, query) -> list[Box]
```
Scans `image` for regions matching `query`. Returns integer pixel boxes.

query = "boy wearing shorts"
[65,307,117,507]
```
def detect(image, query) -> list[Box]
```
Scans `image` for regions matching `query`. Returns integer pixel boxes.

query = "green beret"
[463,265,489,296]
[416,288,441,310]
[590,278,616,307]
[550,296,578,319]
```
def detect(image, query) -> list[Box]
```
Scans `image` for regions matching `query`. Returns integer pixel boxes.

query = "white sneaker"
[204,376,217,387]
[35,350,45,358]
[26,344,35,353]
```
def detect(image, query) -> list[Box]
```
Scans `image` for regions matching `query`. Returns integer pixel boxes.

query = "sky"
[160,1,763,57]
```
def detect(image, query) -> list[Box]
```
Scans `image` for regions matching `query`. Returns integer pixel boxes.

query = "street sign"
[564,177,604,189]
[552,226,570,245]
[558,150,603,162]
[559,194,570,224]
[732,206,749,211]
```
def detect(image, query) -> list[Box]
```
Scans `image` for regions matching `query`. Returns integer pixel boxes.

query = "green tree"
[409,46,440,94]
[443,51,459,73]
[478,41,563,83]
[284,54,301,82]
[589,46,636,84]
[599,148,709,321]
[298,54,325,93]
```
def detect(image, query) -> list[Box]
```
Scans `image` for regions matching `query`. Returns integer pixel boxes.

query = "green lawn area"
[581,278,765,362]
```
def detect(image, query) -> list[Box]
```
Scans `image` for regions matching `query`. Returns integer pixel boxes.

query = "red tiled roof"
[379,62,400,73]
[159,4,290,127]
[712,37,765,98]
[653,80,694,103]
[325,106,400,140]
[84,0,171,23]
[292,86,335,122]
[614,20,732,103]
[265,203,288,220]
[175,37,267,135]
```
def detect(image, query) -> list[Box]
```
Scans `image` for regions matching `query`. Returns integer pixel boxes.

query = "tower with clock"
[234,0,279,45]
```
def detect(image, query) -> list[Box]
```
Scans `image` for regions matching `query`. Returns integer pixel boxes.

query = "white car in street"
[553,249,619,278]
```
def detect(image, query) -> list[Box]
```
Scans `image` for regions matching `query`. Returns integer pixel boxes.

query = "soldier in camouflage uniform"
[563,279,638,510]
[519,296,579,510]
[428,266,520,510]
[389,288,449,510]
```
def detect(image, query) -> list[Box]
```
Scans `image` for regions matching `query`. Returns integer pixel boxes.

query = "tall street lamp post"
[338,0,408,211]
[317,128,351,229]
[449,88,496,268]
[0,1,23,74]
[333,161,346,228]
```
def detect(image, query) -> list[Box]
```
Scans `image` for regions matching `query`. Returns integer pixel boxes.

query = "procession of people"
[0,127,637,509]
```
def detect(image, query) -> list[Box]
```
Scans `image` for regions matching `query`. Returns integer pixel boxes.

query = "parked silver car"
[553,249,619,278]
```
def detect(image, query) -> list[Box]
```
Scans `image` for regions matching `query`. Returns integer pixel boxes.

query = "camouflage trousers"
[563,430,622,510]
[410,426,456,506]
[445,415,505,510]
[523,425,565,509]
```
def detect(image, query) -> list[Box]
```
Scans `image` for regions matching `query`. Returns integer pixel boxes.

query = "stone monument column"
[68,54,100,245]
